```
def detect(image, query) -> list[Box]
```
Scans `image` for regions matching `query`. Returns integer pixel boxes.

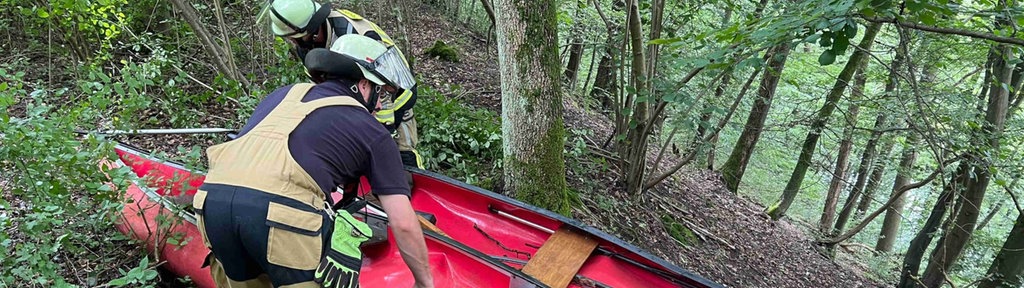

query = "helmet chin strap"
[350,80,381,112]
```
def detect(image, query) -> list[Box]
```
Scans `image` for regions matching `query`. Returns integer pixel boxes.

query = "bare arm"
[378,194,434,288]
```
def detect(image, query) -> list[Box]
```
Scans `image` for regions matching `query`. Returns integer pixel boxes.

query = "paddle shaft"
[79,128,236,135]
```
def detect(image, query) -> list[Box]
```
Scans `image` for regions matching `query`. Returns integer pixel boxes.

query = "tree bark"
[856,146,893,216]
[875,132,919,253]
[589,0,617,113]
[920,44,1014,288]
[897,162,968,288]
[564,38,584,89]
[494,0,569,213]
[820,69,865,235]
[770,22,883,220]
[720,44,791,192]
[974,201,1003,233]
[620,0,650,195]
[978,210,1024,288]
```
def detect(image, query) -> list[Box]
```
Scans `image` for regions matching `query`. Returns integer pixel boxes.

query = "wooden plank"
[418,215,448,237]
[521,226,599,288]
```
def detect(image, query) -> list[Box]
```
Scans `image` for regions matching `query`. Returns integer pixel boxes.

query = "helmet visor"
[370,47,416,91]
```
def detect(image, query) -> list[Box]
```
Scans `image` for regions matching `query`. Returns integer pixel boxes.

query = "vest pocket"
[265,202,324,270]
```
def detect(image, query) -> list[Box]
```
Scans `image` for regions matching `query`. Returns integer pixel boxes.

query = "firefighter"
[267,0,422,169]
[194,34,434,288]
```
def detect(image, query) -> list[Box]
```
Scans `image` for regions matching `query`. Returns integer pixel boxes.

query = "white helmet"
[268,0,330,38]
[305,34,416,91]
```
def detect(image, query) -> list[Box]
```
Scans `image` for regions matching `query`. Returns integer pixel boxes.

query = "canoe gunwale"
[407,167,722,288]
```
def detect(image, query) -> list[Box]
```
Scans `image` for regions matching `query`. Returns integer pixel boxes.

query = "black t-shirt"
[236,81,410,197]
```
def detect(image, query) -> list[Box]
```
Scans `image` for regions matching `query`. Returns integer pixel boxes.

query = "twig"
[1005,185,1024,215]
[651,194,735,250]
[820,155,962,244]
[861,16,1024,46]
[473,224,532,259]
[838,242,874,253]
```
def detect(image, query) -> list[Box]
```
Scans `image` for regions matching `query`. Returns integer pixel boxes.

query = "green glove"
[315,211,372,288]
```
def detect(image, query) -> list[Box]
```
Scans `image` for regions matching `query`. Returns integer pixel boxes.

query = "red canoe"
[110,142,719,288]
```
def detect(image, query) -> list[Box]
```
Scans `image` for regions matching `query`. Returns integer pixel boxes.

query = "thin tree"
[875,130,918,253]
[769,22,883,220]
[820,66,866,235]
[919,42,1015,288]
[719,43,791,192]
[493,0,570,213]
[716,0,779,192]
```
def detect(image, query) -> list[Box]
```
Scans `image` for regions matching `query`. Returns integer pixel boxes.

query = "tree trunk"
[494,0,569,214]
[591,43,617,112]
[897,161,969,288]
[720,44,791,192]
[820,70,865,235]
[620,0,650,195]
[856,147,893,216]
[978,211,1024,288]
[563,0,585,89]
[564,38,584,89]
[920,44,1014,288]
[975,201,1003,233]
[769,22,883,220]
[694,73,732,168]
[835,138,894,233]
[875,132,919,253]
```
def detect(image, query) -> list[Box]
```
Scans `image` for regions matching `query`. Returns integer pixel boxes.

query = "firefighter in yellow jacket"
[266,0,423,169]
[194,34,434,287]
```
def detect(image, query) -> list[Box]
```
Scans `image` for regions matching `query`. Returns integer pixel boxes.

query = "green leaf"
[37,9,50,19]
[648,38,681,45]
[843,23,858,39]
[920,12,937,26]
[906,0,925,12]
[0,82,7,92]
[107,278,128,286]
[819,31,832,47]
[832,35,850,54]
[818,50,837,65]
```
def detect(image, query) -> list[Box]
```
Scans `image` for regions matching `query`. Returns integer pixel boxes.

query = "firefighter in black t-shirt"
[194,34,434,288]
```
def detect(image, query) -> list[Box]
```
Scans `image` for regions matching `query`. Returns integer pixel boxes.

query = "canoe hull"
[111,144,545,288]
[111,142,719,288]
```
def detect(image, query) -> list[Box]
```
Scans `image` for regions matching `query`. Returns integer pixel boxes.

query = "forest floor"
[100,3,890,288]
[367,3,887,288]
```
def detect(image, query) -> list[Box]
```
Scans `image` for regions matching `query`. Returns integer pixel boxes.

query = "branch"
[480,0,496,30]
[819,156,960,244]
[861,16,1024,47]
[590,0,615,33]
[1006,185,1024,215]
[643,66,762,190]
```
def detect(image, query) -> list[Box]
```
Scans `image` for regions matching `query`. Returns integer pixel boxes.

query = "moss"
[765,200,782,219]
[661,215,697,247]
[424,40,459,62]
[508,121,574,215]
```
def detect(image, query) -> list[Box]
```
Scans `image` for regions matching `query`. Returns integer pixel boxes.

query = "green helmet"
[268,0,331,38]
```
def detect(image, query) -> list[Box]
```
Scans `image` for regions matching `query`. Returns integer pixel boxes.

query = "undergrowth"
[416,86,503,190]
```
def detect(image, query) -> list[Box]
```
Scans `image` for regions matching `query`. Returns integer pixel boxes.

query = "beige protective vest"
[202,83,366,210]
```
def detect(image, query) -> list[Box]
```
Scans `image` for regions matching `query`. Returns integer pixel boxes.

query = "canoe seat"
[521,226,599,288]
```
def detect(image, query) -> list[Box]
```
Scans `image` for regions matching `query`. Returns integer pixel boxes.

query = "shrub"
[415,86,501,188]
